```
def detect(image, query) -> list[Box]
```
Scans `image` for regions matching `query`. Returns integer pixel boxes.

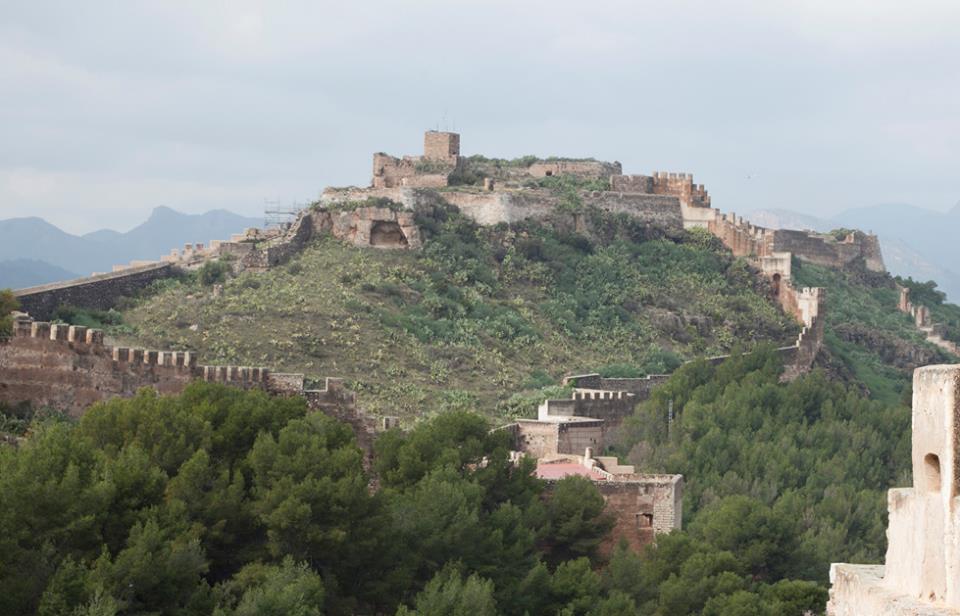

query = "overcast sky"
[1,1,959,234]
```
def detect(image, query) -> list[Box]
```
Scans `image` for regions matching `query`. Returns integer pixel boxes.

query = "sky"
[1,0,959,234]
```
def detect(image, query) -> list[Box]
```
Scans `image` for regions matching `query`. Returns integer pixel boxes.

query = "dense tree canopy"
[0,346,909,614]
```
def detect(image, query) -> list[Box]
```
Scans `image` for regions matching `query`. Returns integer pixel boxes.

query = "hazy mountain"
[0,207,262,289]
[0,259,81,290]
[747,203,960,302]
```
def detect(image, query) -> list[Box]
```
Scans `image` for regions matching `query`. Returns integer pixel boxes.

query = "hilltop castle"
[9,129,875,406]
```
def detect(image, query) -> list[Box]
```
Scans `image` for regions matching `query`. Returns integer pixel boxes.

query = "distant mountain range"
[747,203,960,302]
[0,206,262,290]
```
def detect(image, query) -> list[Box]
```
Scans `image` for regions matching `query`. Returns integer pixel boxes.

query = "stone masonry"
[827,365,960,615]
[0,313,355,418]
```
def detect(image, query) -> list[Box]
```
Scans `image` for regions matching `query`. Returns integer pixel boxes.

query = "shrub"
[0,289,20,339]
[198,260,231,285]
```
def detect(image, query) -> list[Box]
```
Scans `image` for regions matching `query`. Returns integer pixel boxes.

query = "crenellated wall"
[0,314,354,419]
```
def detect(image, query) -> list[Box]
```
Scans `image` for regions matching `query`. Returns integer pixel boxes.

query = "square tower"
[423,131,460,161]
[883,364,960,607]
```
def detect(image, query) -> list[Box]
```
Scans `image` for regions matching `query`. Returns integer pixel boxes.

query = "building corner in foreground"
[827,364,960,615]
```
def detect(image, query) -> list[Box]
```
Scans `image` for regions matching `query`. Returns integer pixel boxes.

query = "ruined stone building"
[828,365,960,615]
[500,374,683,554]
[535,449,683,554]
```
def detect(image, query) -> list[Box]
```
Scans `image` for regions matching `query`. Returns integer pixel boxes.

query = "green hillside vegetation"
[0,379,843,616]
[622,348,909,586]
[117,205,796,420]
[791,259,957,403]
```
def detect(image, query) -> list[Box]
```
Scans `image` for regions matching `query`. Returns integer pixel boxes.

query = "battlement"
[0,312,351,417]
[609,171,712,216]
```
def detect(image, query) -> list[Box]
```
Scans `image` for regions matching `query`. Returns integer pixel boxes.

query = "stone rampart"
[528,160,621,179]
[322,186,685,232]
[0,314,353,419]
[14,263,176,321]
[707,211,774,258]
[772,229,886,273]
[896,287,960,358]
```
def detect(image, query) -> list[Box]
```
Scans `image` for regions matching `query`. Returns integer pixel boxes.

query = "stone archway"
[369,221,409,247]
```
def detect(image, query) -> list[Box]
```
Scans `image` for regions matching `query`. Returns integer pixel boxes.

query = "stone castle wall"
[12,206,422,321]
[0,314,353,419]
[595,474,682,553]
[14,263,175,321]
[322,186,685,233]
[897,287,960,358]
[527,160,621,179]
[540,390,637,428]
[514,419,605,458]
[772,229,886,273]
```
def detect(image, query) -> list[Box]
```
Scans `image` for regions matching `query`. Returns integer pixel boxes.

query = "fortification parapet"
[827,365,960,614]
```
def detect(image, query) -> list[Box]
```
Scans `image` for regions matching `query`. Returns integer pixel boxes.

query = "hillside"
[115,205,797,420]
[0,207,261,288]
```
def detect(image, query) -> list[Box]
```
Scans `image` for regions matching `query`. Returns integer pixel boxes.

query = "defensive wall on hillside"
[898,287,960,358]
[828,365,960,615]
[0,312,370,431]
[12,130,880,386]
[320,185,685,233]
[14,263,175,321]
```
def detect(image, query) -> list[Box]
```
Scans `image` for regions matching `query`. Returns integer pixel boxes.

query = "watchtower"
[423,131,460,161]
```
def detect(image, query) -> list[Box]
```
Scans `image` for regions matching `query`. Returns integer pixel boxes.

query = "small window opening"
[545,170,553,176]
[924,453,941,492]
[636,513,654,528]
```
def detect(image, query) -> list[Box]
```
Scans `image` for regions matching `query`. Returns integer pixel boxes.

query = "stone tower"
[423,130,460,162]
[828,364,960,614]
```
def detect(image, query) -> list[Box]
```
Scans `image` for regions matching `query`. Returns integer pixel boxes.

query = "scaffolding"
[263,199,303,230]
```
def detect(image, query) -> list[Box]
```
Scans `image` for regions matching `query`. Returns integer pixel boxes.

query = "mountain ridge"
[0,207,262,289]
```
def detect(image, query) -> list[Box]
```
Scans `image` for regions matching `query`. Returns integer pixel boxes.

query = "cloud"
[1,1,958,232]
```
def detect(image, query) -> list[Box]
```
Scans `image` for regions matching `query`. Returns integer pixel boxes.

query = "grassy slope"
[117,208,796,421]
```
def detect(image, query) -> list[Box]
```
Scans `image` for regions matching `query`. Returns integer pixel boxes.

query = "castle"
[6,129,902,447]
[828,364,960,615]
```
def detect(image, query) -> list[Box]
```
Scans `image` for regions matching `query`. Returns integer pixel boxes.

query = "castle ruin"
[11,130,886,385]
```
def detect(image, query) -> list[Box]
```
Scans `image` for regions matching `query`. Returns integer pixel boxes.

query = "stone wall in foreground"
[827,365,960,615]
[0,314,352,418]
